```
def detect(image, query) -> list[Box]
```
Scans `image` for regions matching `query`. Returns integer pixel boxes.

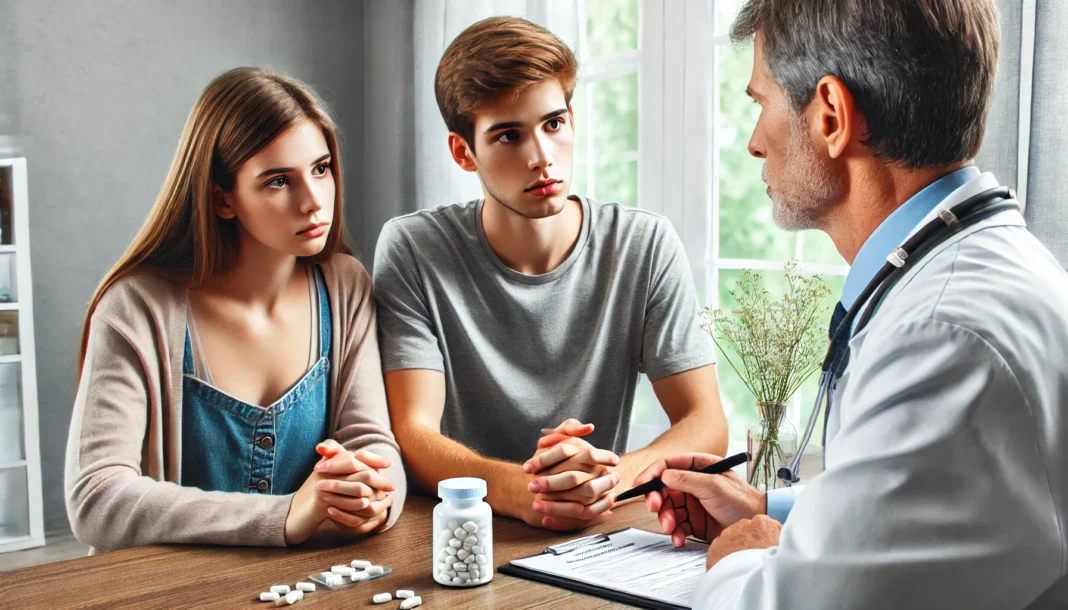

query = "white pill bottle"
[433,477,493,586]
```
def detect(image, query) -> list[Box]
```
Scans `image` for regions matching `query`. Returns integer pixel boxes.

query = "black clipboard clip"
[544,532,610,555]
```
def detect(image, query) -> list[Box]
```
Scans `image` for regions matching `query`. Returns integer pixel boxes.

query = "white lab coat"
[693,172,1068,609]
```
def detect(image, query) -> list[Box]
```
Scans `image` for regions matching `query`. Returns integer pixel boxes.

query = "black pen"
[615,451,750,502]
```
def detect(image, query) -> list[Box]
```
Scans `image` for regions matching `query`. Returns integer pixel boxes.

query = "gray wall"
[1,0,365,534]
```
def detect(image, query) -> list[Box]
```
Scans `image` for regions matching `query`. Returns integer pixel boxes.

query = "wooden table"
[0,496,668,609]
[0,453,821,608]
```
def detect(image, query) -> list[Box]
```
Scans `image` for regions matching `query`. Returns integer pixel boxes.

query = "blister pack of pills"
[307,564,392,590]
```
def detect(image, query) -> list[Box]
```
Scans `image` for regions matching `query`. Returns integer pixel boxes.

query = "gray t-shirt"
[373,196,716,463]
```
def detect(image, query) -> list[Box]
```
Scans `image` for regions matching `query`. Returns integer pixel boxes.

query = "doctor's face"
[745,37,843,231]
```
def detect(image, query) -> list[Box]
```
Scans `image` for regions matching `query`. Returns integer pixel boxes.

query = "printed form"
[510,528,710,608]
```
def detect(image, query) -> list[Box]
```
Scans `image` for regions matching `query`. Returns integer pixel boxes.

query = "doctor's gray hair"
[730,0,1000,169]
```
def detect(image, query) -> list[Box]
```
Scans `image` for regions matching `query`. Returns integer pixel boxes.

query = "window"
[565,1,847,449]
[561,2,664,448]
[710,3,847,443]
[578,0,848,449]
[570,0,641,209]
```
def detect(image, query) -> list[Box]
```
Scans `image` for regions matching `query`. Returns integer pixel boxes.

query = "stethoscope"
[778,186,1020,485]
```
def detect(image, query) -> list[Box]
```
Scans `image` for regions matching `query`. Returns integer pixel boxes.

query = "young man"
[373,17,728,530]
[633,0,1068,608]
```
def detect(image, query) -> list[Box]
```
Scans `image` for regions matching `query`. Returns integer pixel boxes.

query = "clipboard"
[497,527,706,610]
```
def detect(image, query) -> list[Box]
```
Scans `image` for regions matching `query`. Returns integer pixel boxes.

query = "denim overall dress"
[181,268,331,495]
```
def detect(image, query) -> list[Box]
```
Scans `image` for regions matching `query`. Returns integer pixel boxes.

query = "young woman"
[65,67,406,551]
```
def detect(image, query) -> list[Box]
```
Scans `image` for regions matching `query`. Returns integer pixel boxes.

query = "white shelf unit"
[0,157,44,554]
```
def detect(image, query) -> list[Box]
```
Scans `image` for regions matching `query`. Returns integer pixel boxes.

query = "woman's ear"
[213,185,237,220]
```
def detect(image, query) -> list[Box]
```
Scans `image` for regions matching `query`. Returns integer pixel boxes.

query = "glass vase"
[746,401,798,491]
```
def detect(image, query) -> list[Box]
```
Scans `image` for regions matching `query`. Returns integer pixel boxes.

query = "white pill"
[448,539,462,548]
[462,577,471,584]
[453,561,467,571]
[457,549,470,560]
[476,554,488,565]
[332,565,354,575]
[470,568,480,579]
[466,555,477,564]
[438,573,451,584]
[286,590,303,603]
[444,569,457,578]
[318,571,333,580]
[472,545,483,554]
[270,585,291,595]
[260,592,281,602]
[369,565,386,576]
[326,575,343,586]
[351,572,370,582]
[445,546,458,556]
[400,596,424,609]
[463,537,477,548]
[447,520,459,529]
[452,576,464,585]
[437,562,450,572]
[274,598,291,607]
[351,560,372,569]
[296,582,315,592]
[463,521,479,533]
[453,527,467,539]
[396,589,415,599]
[373,592,392,603]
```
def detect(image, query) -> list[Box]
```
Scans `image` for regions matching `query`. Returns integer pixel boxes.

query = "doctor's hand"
[633,453,766,548]
[706,515,782,570]
[522,425,621,530]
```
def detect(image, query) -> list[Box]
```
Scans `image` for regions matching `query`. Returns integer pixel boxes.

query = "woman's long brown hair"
[77,67,353,376]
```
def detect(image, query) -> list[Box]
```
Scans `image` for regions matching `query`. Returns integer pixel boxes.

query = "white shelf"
[0,534,30,544]
[0,534,43,554]
[0,157,43,555]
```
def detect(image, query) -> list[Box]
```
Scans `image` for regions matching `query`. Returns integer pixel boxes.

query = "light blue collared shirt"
[765,166,982,524]
[840,166,981,310]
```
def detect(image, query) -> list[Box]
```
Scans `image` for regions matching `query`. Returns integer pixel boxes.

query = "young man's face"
[465,79,575,219]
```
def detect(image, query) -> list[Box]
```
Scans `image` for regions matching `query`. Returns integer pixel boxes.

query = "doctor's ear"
[213,185,237,220]
[448,132,478,172]
[812,75,860,160]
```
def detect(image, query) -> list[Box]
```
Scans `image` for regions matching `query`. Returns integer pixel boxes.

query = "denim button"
[259,435,274,449]
[256,479,269,492]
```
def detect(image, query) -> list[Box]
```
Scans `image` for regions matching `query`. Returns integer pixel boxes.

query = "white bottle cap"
[438,477,488,501]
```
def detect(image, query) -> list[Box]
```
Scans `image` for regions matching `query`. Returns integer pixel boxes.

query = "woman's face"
[217,119,336,258]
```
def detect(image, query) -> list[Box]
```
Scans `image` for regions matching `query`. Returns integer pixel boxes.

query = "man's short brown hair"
[435,17,579,150]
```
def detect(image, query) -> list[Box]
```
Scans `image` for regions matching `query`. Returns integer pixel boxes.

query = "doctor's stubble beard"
[764,114,844,231]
